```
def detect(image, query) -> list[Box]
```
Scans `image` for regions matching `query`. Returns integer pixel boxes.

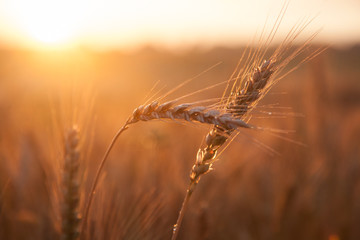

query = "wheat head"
[190,58,276,183]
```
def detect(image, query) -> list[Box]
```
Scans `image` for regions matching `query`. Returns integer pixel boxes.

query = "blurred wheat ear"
[62,126,81,240]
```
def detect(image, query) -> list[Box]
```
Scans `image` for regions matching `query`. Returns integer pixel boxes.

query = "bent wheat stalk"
[81,100,253,236]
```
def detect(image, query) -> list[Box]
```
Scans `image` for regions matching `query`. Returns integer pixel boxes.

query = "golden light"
[0,0,359,50]
[5,0,88,48]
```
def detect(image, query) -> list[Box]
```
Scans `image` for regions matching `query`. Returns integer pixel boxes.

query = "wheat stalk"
[62,126,81,240]
[170,24,325,236]
[171,58,277,240]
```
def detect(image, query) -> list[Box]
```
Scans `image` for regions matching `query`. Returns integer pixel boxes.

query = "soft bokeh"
[0,1,359,240]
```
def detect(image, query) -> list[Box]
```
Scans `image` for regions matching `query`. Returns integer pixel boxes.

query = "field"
[0,44,360,240]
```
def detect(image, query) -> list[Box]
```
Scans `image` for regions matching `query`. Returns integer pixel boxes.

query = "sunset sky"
[0,0,359,50]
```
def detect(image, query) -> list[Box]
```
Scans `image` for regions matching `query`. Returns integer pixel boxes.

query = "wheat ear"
[129,100,253,129]
[171,59,276,240]
[62,126,81,240]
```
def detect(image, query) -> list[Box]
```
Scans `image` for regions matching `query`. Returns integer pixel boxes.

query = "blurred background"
[0,0,359,239]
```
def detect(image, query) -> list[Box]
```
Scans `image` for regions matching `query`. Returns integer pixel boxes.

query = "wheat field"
[0,42,359,240]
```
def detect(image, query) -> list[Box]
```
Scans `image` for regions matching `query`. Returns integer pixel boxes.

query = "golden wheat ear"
[62,126,81,240]
[129,100,252,129]
[171,10,325,238]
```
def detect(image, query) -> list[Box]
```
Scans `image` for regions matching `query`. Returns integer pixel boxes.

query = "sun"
[6,0,88,48]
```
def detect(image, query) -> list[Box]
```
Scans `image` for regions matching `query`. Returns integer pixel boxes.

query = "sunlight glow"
[5,0,88,47]
[0,0,359,50]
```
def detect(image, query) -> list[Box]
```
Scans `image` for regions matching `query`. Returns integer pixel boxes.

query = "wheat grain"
[228,59,276,118]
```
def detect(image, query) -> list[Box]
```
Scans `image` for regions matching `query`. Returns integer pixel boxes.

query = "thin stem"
[81,120,130,237]
[171,181,198,240]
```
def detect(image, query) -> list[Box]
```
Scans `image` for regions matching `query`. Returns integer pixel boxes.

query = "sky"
[0,0,359,50]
